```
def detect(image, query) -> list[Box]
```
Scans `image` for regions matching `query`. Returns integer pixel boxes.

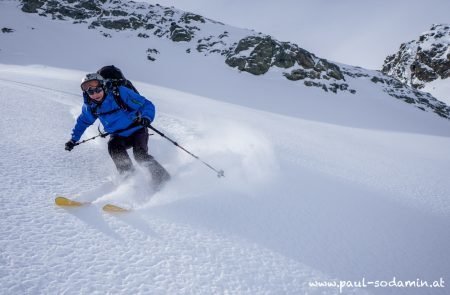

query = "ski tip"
[55,196,85,207]
[102,204,130,212]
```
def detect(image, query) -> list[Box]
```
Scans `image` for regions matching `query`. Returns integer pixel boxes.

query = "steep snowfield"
[424,78,450,105]
[1,64,450,295]
[0,66,353,294]
[1,1,450,294]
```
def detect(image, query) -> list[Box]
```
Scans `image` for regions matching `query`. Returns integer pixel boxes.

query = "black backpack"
[96,65,139,112]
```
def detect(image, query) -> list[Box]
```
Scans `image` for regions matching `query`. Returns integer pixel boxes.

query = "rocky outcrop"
[21,0,45,13]
[169,22,192,42]
[342,66,450,118]
[382,24,450,89]
[224,36,344,78]
[17,0,450,118]
[224,35,350,93]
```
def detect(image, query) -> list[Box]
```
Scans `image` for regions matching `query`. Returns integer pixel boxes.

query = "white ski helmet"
[80,73,105,90]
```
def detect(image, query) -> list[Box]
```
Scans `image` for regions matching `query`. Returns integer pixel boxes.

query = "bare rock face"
[225,36,344,80]
[382,24,450,89]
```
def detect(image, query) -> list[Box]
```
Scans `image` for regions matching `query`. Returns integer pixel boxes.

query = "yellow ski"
[55,196,89,207]
[102,204,130,212]
[55,196,130,212]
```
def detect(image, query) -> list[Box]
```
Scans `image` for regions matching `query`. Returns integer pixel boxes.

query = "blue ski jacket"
[71,86,155,142]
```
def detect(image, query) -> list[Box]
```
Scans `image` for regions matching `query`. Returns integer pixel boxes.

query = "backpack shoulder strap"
[125,79,139,94]
[111,85,129,111]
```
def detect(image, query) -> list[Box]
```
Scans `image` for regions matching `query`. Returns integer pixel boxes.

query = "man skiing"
[65,72,170,189]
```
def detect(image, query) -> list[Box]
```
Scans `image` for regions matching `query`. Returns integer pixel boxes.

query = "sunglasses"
[85,87,103,95]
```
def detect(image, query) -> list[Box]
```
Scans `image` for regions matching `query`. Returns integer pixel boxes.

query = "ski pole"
[72,122,225,178]
[147,125,225,178]
[98,122,140,138]
[73,133,104,146]
[73,123,140,147]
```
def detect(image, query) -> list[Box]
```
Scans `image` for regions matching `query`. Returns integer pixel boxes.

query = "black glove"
[139,117,152,127]
[65,140,76,151]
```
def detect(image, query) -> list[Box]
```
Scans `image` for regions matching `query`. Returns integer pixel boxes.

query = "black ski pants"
[108,127,170,186]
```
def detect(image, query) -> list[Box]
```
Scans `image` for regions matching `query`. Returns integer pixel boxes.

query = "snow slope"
[2,65,450,294]
[424,78,450,105]
[1,1,450,295]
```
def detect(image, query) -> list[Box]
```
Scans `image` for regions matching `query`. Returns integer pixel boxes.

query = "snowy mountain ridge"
[11,0,450,119]
[382,24,450,103]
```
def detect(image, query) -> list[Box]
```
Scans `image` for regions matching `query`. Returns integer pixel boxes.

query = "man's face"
[82,80,104,102]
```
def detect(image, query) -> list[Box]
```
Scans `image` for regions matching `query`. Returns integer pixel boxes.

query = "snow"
[424,78,450,105]
[1,1,450,294]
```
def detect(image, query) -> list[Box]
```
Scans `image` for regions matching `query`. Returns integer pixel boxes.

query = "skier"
[65,73,170,189]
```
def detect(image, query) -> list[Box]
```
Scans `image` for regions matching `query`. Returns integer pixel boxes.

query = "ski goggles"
[85,86,103,95]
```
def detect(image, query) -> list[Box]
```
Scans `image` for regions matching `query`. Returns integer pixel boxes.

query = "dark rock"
[218,32,229,39]
[411,62,438,87]
[21,0,45,13]
[284,69,308,81]
[110,9,128,17]
[284,69,322,81]
[233,36,261,53]
[59,6,92,20]
[225,56,247,72]
[231,37,280,72]
[371,76,385,84]
[295,48,315,69]
[138,33,149,38]
[180,13,205,24]
[273,48,295,68]
[197,44,209,52]
[100,19,133,30]
[225,35,344,81]
[1,27,14,33]
[147,48,159,54]
[129,16,145,30]
[308,70,321,79]
[163,7,175,17]
[326,62,345,80]
[169,22,192,42]
[75,1,101,12]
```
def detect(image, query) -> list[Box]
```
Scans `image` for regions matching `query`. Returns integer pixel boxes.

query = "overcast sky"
[140,0,450,70]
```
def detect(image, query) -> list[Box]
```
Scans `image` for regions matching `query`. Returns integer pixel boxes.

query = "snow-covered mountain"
[382,24,450,104]
[1,1,450,294]
[5,0,448,119]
